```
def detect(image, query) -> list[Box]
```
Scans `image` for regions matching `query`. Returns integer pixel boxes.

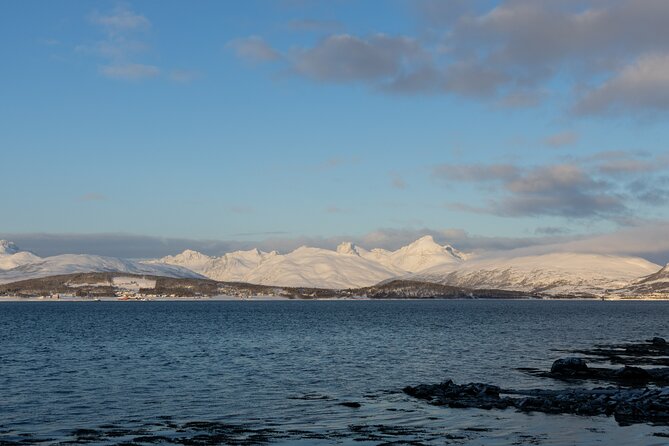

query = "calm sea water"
[1,300,668,445]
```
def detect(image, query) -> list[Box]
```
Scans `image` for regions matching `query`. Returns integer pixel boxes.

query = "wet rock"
[526,363,668,386]
[406,336,669,426]
[550,357,588,375]
[613,366,651,382]
[403,381,514,410]
[404,381,669,426]
[564,338,669,366]
[338,401,361,408]
[651,337,667,346]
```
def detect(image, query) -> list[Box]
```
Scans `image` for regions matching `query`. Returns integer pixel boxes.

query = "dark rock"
[527,363,668,386]
[563,338,669,367]
[406,337,669,426]
[338,402,361,408]
[404,381,514,410]
[404,381,669,426]
[614,366,651,382]
[651,337,667,346]
[550,357,588,375]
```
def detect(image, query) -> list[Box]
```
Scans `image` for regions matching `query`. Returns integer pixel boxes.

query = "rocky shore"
[404,337,669,426]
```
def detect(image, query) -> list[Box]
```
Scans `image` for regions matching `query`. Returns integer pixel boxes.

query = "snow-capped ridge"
[383,235,464,272]
[147,246,279,283]
[402,235,442,252]
[411,251,660,295]
[149,235,468,288]
[0,240,21,255]
[0,240,42,271]
[4,236,662,295]
[0,253,203,285]
[336,242,360,256]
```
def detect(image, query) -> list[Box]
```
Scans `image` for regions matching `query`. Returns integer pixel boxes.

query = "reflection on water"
[1,300,668,444]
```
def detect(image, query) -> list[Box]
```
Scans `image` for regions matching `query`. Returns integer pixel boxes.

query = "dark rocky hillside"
[1,273,544,299]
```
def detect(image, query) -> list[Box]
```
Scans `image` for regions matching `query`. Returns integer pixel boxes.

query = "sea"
[1,299,668,445]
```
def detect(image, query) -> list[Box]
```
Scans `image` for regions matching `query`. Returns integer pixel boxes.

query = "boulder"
[338,402,361,408]
[550,357,588,375]
[650,337,667,346]
[614,366,651,382]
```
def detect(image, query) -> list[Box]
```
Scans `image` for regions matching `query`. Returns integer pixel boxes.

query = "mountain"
[1,237,666,296]
[0,240,20,255]
[619,263,669,295]
[242,246,403,289]
[359,235,465,272]
[151,245,402,289]
[146,248,278,282]
[410,252,661,296]
[148,237,664,293]
[0,240,42,270]
[0,252,204,285]
[149,236,465,289]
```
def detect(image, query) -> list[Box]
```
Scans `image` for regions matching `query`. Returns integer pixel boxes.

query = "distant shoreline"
[2,295,669,302]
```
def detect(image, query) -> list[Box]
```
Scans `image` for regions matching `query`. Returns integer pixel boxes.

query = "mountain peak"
[0,240,20,255]
[180,249,206,257]
[404,235,442,252]
[171,249,211,262]
[336,242,359,256]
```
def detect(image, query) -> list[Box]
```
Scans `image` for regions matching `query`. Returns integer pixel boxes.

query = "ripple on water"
[0,300,668,445]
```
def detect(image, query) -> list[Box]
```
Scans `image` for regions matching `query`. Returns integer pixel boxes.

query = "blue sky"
[2,1,669,259]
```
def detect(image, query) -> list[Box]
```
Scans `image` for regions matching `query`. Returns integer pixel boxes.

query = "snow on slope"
[0,240,20,255]
[151,237,662,292]
[411,252,661,295]
[360,235,465,272]
[0,253,204,285]
[149,237,465,289]
[2,237,664,293]
[620,263,669,295]
[147,248,278,282]
[0,240,42,270]
[242,246,403,289]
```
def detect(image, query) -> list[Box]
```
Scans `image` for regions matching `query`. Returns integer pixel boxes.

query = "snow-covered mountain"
[0,240,42,270]
[149,236,464,289]
[619,263,669,296]
[1,237,666,295]
[148,237,664,292]
[358,235,465,272]
[147,248,278,282]
[242,246,403,289]
[0,240,204,285]
[0,240,20,255]
[410,252,661,296]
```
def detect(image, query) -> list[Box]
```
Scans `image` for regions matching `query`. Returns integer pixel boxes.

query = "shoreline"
[2,295,669,302]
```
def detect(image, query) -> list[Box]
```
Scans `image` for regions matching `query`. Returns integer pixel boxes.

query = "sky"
[2,0,669,262]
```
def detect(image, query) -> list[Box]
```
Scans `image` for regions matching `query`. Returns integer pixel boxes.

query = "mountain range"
[0,240,203,284]
[0,237,666,297]
[145,236,465,289]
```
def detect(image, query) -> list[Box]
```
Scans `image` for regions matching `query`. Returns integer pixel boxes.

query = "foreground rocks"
[404,337,669,426]
[523,358,669,385]
[560,337,669,367]
[404,380,669,426]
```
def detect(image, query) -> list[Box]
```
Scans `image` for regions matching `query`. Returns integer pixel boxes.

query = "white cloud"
[576,53,669,114]
[79,5,173,82]
[433,153,669,221]
[89,6,151,33]
[227,36,280,63]
[230,1,669,114]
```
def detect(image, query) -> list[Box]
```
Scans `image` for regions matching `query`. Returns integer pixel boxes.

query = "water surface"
[1,300,668,444]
